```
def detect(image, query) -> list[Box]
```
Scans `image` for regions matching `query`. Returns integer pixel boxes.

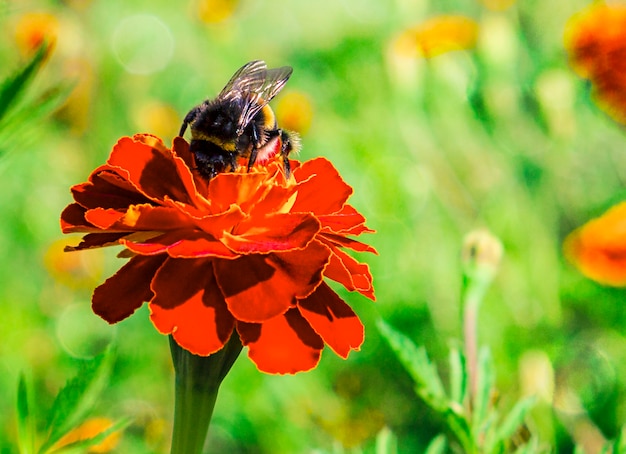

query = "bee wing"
[218,61,293,135]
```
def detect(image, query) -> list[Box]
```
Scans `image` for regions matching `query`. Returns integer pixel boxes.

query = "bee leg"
[247,147,258,171]
[229,153,238,173]
[179,107,200,137]
[280,130,300,178]
[246,125,262,171]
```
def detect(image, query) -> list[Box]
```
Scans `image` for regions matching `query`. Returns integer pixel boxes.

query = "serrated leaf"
[16,374,35,454]
[38,346,114,453]
[377,320,447,409]
[0,41,51,121]
[449,345,467,406]
[425,434,447,454]
[375,426,397,454]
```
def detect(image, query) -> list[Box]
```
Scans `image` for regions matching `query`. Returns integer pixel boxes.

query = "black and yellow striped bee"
[179,60,300,180]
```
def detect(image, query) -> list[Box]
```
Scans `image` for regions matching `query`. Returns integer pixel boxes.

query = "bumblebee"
[179,60,300,180]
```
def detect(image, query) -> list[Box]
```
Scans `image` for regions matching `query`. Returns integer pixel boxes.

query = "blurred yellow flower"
[392,16,479,58]
[57,57,94,135]
[197,0,239,23]
[52,417,121,452]
[478,0,516,11]
[44,237,103,288]
[564,202,626,287]
[14,12,58,56]
[565,3,626,124]
[275,91,313,135]
[133,101,181,138]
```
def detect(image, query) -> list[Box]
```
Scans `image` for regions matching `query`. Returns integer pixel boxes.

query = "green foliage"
[15,347,126,454]
[3,0,626,451]
[378,320,537,453]
[17,374,35,454]
[0,41,70,156]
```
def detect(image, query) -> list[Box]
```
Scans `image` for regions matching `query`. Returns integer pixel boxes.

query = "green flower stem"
[169,332,243,454]
[462,277,484,405]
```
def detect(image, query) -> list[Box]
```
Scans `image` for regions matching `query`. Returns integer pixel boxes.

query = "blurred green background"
[2,0,626,452]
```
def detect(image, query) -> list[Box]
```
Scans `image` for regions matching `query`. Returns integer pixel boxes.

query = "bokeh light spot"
[111,14,174,75]
[56,303,115,358]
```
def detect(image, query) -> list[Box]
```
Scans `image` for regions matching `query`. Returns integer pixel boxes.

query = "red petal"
[323,247,376,300]
[237,308,323,374]
[207,171,269,214]
[183,204,246,238]
[215,241,330,322]
[85,204,194,231]
[247,182,298,219]
[72,168,150,210]
[149,258,235,356]
[61,203,96,233]
[92,254,166,323]
[317,204,374,235]
[291,157,353,215]
[222,213,320,253]
[65,232,129,251]
[84,208,126,229]
[298,282,364,358]
[121,230,237,258]
[321,232,378,254]
[107,136,199,206]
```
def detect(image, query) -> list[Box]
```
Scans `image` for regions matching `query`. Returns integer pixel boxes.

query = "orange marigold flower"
[14,12,58,56]
[61,134,376,374]
[393,16,479,58]
[565,4,626,124]
[564,202,626,287]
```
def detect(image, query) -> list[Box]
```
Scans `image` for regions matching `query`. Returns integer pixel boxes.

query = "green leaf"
[443,405,475,453]
[472,347,494,433]
[0,41,52,122]
[375,426,397,454]
[449,345,467,406]
[424,434,447,454]
[377,320,447,410]
[493,397,535,446]
[38,346,115,453]
[614,424,626,454]
[0,81,74,154]
[16,374,35,454]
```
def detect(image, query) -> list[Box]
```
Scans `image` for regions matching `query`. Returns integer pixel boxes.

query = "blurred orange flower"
[393,16,479,58]
[565,4,626,124]
[52,417,120,452]
[61,134,376,374]
[564,202,626,287]
[14,12,58,56]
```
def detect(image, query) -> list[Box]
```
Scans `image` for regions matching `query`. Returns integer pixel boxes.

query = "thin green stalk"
[462,278,484,406]
[169,332,243,454]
